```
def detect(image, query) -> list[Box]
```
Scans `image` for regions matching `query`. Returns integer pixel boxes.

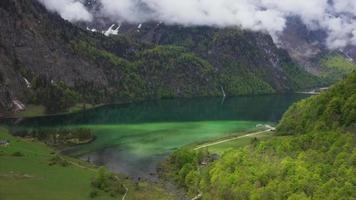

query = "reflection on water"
[3,94,309,179]
[4,94,308,126]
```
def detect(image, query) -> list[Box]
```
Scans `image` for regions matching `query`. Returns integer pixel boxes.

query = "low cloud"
[38,0,356,49]
[38,0,92,22]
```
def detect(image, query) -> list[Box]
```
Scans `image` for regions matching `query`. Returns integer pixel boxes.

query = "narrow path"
[121,185,129,200]
[60,156,97,172]
[194,125,275,150]
[191,192,202,200]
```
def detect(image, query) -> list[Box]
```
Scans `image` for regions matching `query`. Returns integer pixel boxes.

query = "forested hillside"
[278,72,356,134]
[318,53,356,84]
[0,0,321,114]
[161,72,356,200]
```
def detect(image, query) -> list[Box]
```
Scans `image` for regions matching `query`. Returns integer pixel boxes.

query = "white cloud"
[99,0,287,37]
[38,0,92,22]
[38,0,356,49]
[333,0,356,14]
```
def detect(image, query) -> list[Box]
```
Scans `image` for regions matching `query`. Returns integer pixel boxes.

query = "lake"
[3,94,309,179]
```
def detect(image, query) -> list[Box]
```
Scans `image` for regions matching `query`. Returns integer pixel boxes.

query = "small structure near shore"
[0,140,10,147]
[298,87,329,95]
[201,153,219,166]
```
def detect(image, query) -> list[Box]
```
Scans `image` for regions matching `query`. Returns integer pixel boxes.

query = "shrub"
[48,155,69,167]
[89,190,98,198]
[12,151,24,157]
[91,167,126,197]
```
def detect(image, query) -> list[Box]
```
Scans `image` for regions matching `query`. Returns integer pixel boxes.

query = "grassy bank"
[204,131,274,154]
[13,103,98,118]
[0,127,175,200]
[180,124,275,154]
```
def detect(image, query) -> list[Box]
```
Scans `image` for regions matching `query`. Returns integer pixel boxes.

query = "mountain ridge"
[0,0,321,113]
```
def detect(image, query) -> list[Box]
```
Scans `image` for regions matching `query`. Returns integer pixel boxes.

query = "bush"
[91,167,126,197]
[12,151,24,157]
[48,155,69,167]
[89,190,98,198]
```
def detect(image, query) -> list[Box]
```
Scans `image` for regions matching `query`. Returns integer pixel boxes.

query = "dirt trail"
[194,125,275,150]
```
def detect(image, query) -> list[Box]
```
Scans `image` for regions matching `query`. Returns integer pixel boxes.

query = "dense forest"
[277,72,356,135]
[160,72,356,200]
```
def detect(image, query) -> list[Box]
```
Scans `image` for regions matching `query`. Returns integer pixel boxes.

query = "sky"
[38,0,356,49]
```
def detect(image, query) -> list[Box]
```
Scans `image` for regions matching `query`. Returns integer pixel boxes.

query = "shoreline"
[1,92,312,120]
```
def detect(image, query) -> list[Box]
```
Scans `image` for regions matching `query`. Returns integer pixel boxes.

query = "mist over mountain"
[38,0,356,49]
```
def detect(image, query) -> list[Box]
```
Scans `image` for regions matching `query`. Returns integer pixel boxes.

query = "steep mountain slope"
[82,4,356,85]
[0,0,115,112]
[0,0,320,113]
[278,17,326,71]
[0,0,214,112]
[277,71,356,134]
[111,24,320,92]
[162,72,355,199]
[83,19,322,92]
[279,17,356,81]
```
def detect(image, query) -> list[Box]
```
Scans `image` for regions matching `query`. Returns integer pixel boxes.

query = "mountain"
[279,17,356,82]
[81,7,356,83]
[162,72,356,199]
[278,17,326,71]
[0,0,320,113]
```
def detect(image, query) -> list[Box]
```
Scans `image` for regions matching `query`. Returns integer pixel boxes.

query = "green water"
[4,95,309,178]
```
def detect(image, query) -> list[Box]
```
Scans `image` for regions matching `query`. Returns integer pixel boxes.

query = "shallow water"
[4,95,309,178]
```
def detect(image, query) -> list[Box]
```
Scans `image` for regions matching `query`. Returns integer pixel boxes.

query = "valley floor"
[0,127,176,200]
[0,124,275,200]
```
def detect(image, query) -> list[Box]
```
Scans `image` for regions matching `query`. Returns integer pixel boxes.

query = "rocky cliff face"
[0,0,320,113]
[279,17,356,74]
[0,0,112,112]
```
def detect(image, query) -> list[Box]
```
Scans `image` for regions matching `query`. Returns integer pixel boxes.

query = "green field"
[14,105,46,118]
[14,103,97,118]
[0,127,175,200]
